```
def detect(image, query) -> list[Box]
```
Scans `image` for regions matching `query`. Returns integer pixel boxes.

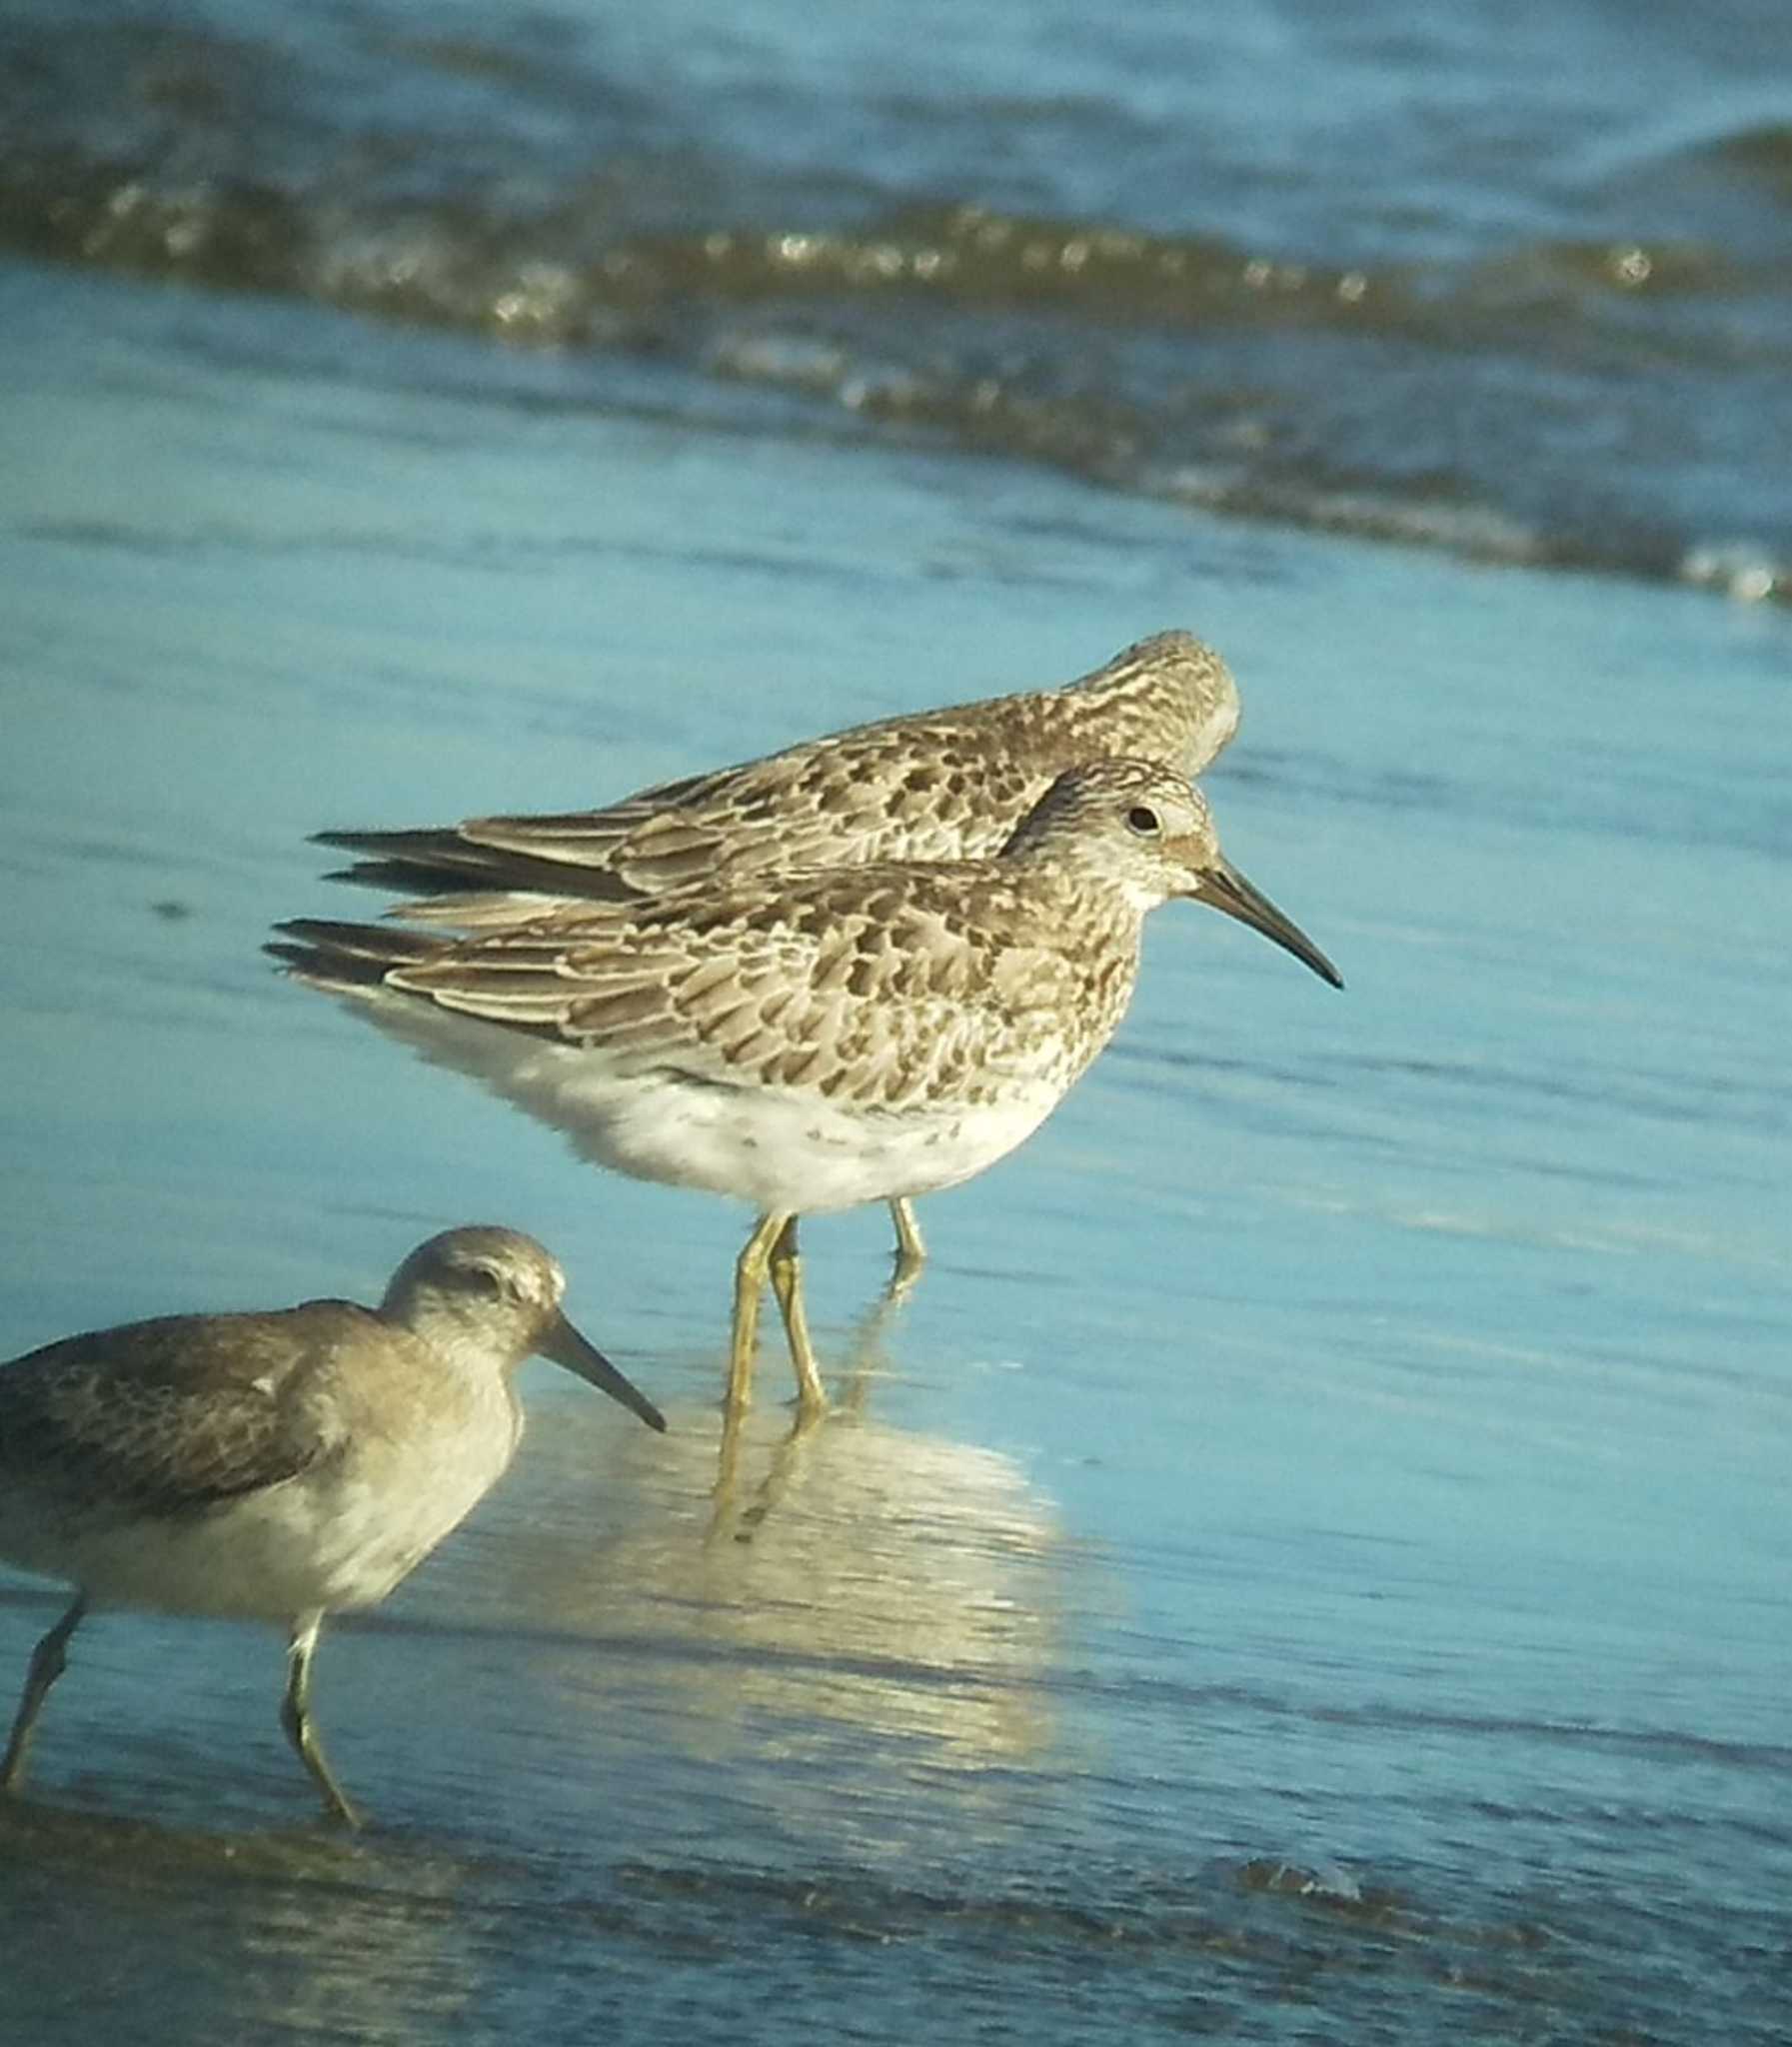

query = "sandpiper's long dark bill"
[0,1225,665,1825]
[272,758,1340,1418]
[1189,856,1343,990]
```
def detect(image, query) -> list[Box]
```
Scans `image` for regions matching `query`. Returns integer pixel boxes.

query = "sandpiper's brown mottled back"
[0,1227,665,1825]
[274,760,1340,1416]
[315,630,1243,1278]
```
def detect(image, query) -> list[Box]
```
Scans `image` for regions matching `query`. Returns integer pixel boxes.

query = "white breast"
[356,989,1066,1214]
[509,1043,1064,1213]
[9,1376,523,1622]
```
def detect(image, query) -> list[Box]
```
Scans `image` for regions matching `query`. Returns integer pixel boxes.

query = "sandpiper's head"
[1002,759,1341,988]
[382,1227,665,1431]
[1075,631,1242,776]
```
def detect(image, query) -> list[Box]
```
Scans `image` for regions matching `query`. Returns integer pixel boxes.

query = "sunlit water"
[2,5,1790,2042]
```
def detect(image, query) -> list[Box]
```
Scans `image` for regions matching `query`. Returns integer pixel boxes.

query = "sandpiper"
[314,630,1242,1278]
[0,1226,665,1825]
[273,760,1340,1415]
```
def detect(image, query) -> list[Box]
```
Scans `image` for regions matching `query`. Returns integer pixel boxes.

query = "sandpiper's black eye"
[1126,805,1161,837]
[462,1265,505,1300]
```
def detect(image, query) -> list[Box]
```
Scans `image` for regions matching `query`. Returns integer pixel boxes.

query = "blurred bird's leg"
[729,1209,789,1413]
[1,1592,86,1793]
[768,1215,827,1415]
[282,1612,362,1827]
[888,1197,927,1289]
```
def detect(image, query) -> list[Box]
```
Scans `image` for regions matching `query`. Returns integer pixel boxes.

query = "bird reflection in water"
[710,1278,912,1545]
[428,1310,1064,1779]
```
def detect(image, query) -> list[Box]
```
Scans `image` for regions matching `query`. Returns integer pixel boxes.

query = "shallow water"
[3,7,1791,2043]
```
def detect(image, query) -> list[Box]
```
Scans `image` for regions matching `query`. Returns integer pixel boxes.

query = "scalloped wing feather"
[383,866,1118,1107]
[0,1305,363,1515]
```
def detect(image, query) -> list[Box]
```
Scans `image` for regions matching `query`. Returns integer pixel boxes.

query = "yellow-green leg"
[767,1215,828,1415]
[282,1613,362,1827]
[1,1591,86,1793]
[706,1394,751,1542]
[729,1209,790,1412]
[887,1197,927,1286]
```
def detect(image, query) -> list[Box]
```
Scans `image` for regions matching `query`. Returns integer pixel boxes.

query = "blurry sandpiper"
[0,1226,666,1825]
[313,630,1242,1279]
[273,759,1340,1416]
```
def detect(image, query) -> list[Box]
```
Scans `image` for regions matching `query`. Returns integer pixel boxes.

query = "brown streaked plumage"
[273,760,1340,1415]
[316,629,1243,1275]
[319,630,1241,904]
[0,1227,665,1825]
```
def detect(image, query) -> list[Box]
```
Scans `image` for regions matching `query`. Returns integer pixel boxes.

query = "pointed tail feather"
[314,828,644,904]
[266,917,446,992]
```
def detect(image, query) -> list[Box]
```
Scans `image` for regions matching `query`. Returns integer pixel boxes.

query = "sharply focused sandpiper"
[0,1227,666,1825]
[314,630,1242,1278]
[273,759,1341,1415]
